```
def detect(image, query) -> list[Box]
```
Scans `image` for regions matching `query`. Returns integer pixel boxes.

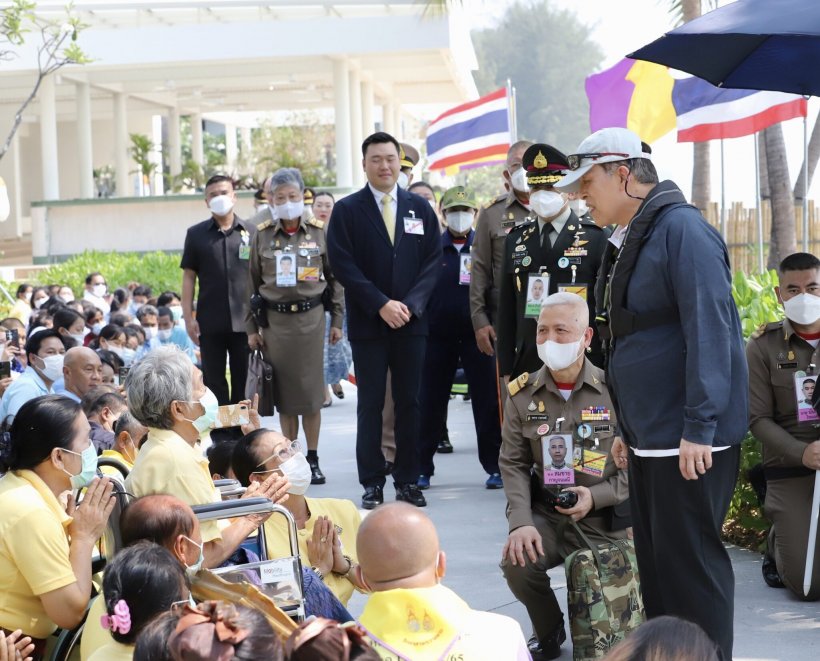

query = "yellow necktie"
[381,193,395,244]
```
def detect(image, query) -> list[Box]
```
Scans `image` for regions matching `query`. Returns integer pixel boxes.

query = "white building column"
[168,106,182,179]
[225,123,238,172]
[361,76,375,139]
[383,101,396,136]
[240,127,252,157]
[333,58,353,188]
[191,113,204,168]
[75,81,94,199]
[39,76,59,200]
[349,66,364,187]
[113,92,129,197]
[392,105,402,141]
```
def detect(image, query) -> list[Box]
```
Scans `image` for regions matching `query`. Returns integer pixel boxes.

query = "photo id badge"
[559,284,587,301]
[542,434,575,485]
[238,244,251,260]
[459,253,472,286]
[275,254,297,288]
[403,217,424,235]
[525,273,550,319]
[795,373,819,422]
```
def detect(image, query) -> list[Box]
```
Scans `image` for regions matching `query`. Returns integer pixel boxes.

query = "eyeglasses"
[567,152,630,170]
[254,440,301,470]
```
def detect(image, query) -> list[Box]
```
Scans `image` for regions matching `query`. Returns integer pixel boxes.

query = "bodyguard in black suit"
[327,132,442,509]
[497,144,607,381]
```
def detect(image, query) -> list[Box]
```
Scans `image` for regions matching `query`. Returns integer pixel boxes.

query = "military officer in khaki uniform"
[746,252,820,600]
[470,140,533,357]
[500,292,628,660]
[248,167,343,484]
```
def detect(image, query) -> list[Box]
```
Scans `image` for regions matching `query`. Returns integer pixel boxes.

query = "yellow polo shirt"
[124,428,222,542]
[99,449,134,479]
[263,497,360,606]
[0,470,77,638]
[87,639,133,660]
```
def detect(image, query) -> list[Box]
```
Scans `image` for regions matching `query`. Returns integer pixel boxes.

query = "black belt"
[764,465,814,481]
[267,296,322,314]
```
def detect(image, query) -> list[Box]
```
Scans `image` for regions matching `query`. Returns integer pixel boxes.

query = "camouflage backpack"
[563,518,645,660]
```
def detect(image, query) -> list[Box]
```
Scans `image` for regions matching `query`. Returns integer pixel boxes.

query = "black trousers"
[629,446,740,661]
[199,331,249,405]
[418,333,501,476]
[351,335,425,488]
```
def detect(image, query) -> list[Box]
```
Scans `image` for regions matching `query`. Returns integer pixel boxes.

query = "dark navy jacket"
[427,229,475,338]
[326,185,442,341]
[607,181,749,450]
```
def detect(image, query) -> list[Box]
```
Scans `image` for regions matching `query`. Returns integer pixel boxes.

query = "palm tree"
[765,125,797,262]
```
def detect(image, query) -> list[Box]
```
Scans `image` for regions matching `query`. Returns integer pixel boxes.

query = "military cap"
[522,144,570,186]
[400,143,420,169]
[440,185,478,211]
[303,187,315,205]
[254,188,266,201]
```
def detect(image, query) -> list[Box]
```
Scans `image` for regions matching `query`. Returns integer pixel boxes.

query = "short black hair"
[408,181,435,197]
[779,252,820,274]
[157,305,173,320]
[157,291,181,307]
[804,378,816,385]
[231,429,271,487]
[82,387,126,418]
[132,285,152,298]
[362,131,400,158]
[24,329,65,362]
[281,255,293,264]
[207,439,237,478]
[205,174,234,189]
[96,348,124,371]
[85,271,104,286]
[15,283,32,298]
[109,312,131,327]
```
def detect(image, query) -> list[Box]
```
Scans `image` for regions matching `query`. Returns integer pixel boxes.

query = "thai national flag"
[673,75,807,142]
[426,88,511,174]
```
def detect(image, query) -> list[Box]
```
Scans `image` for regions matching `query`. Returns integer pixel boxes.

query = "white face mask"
[157,328,173,341]
[537,337,584,371]
[569,198,588,217]
[208,194,234,216]
[510,167,529,193]
[446,210,474,234]
[69,332,86,346]
[529,190,566,219]
[397,171,409,189]
[274,200,305,221]
[142,326,157,340]
[783,292,820,326]
[33,297,47,310]
[92,284,107,298]
[59,294,74,304]
[278,452,312,495]
[91,322,104,335]
[36,353,65,382]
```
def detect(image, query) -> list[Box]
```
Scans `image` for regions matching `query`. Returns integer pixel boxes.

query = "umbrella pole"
[804,470,820,597]
[754,134,764,273]
[804,109,809,252]
[720,139,727,240]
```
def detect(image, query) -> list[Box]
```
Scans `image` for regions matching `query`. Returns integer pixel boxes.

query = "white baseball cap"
[555,127,650,193]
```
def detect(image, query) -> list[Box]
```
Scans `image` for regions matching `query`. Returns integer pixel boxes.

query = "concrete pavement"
[266,382,819,661]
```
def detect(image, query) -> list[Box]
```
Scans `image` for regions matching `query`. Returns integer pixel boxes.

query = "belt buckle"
[290,304,298,312]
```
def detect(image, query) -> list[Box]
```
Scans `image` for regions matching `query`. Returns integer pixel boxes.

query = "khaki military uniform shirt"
[499,360,628,532]
[470,191,531,330]
[247,212,344,334]
[747,318,820,467]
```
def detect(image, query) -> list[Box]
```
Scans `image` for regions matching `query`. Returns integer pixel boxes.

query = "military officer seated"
[746,251,820,600]
[499,292,629,660]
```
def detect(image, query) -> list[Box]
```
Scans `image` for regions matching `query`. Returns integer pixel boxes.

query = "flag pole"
[720,139,727,240]
[507,78,518,143]
[804,101,810,252]
[754,133,764,273]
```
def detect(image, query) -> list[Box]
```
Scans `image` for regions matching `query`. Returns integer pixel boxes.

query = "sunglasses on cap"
[567,152,630,170]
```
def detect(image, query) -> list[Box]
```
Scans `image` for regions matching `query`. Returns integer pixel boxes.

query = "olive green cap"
[440,186,478,211]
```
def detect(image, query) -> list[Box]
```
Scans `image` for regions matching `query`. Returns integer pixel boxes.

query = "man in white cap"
[556,127,748,661]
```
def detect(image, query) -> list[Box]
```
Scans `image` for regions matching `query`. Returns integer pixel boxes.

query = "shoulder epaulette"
[508,217,535,235]
[483,192,508,209]
[307,217,325,230]
[507,371,529,397]
[257,220,272,231]
[579,216,603,229]
[751,320,783,340]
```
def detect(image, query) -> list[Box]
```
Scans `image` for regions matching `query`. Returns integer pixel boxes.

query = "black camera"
[545,489,578,509]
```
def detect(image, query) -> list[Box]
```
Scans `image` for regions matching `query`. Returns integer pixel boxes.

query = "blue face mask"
[183,388,219,436]
[182,535,205,577]
[61,444,98,489]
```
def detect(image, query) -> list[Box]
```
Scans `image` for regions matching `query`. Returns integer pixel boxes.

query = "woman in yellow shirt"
[0,395,115,656]
[231,429,366,606]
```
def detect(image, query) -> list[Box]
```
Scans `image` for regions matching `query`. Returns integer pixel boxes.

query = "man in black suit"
[497,144,607,383]
[327,132,442,509]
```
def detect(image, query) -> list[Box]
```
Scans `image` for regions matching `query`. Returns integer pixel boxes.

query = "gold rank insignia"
[533,151,548,168]
[537,401,545,413]
[567,225,576,231]
[456,190,466,199]
[507,371,529,396]
[788,351,795,360]
[257,219,272,230]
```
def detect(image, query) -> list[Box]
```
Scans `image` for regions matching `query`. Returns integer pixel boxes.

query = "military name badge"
[459,253,472,286]
[525,273,550,318]
[580,406,610,421]
[298,266,320,282]
[542,433,575,485]
[559,284,588,301]
[794,372,819,423]
[575,448,607,478]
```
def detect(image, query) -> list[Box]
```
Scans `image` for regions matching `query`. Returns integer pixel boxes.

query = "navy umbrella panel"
[628,0,820,96]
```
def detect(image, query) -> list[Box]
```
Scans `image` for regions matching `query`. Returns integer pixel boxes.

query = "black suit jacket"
[326,185,442,341]
[497,211,607,378]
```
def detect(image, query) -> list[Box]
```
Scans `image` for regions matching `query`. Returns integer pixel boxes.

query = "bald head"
[62,346,103,398]
[357,503,444,590]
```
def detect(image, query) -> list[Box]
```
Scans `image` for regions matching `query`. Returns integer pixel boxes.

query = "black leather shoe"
[307,455,326,485]
[437,437,454,454]
[528,623,566,661]
[762,554,784,588]
[383,461,394,476]
[395,483,427,507]
[362,485,384,510]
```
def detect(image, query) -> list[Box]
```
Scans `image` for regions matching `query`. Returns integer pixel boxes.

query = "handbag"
[245,349,275,416]
[563,517,645,660]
